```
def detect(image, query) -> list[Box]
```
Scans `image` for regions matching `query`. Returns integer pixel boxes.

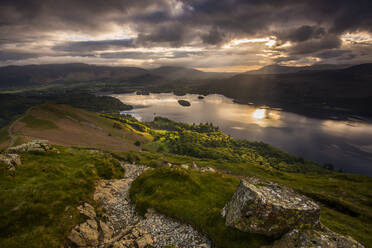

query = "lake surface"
[113,92,372,177]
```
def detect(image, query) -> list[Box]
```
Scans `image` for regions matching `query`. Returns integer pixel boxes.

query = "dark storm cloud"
[0,0,371,66]
[0,51,40,61]
[316,49,350,59]
[54,39,135,53]
[136,23,191,47]
[288,36,342,55]
[202,27,225,45]
[277,26,326,43]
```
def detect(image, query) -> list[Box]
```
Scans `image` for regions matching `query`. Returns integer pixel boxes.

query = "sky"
[0,0,372,72]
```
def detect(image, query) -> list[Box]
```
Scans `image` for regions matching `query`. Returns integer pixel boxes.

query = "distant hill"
[245,63,352,75]
[0,63,234,89]
[0,63,150,88]
[150,66,234,80]
[1,103,148,150]
[191,63,372,118]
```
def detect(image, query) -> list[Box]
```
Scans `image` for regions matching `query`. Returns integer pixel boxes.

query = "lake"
[113,92,372,177]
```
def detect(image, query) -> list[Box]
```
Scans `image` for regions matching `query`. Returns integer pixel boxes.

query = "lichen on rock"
[7,140,51,153]
[221,177,320,237]
[222,177,365,247]
[270,225,365,248]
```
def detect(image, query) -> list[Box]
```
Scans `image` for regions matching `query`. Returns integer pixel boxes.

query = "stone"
[222,178,320,237]
[99,220,113,241]
[91,163,211,248]
[0,153,21,170]
[191,161,199,169]
[135,234,153,248]
[67,219,100,247]
[180,164,189,169]
[7,140,51,154]
[271,225,365,248]
[201,167,215,173]
[77,202,96,219]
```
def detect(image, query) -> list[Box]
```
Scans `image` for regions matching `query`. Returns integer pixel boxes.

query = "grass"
[10,104,150,151]
[114,150,372,247]
[130,167,273,248]
[0,146,124,248]
[0,125,10,150]
[21,114,58,129]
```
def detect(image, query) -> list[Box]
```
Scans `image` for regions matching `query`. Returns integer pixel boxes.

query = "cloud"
[0,0,371,70]
[288,35,342,55]
[54,39,135,53]
[202,27,225,45]
[316,49,350,59]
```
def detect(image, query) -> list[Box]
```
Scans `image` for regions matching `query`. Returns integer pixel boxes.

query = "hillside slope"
[2,104,150,151]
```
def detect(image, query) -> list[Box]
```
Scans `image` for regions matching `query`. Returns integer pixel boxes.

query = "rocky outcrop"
[270,225,364,248]
[68,163,210,248]
[7,140,51,153]
[0,153,21,170]
[222,178,320,237]
[222,177,365,247]
[67,203,113,247]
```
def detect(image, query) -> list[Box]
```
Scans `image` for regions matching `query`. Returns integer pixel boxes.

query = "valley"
[1,103,371,247]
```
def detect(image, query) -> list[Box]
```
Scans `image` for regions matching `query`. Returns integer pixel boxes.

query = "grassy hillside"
[0,93,132,129]
[1,106,371,247]
[0,146,124,248]
[104,115,372,247]
[2,103,150,151]
[123,150,372,247]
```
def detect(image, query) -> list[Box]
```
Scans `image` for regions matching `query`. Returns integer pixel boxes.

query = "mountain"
[0,64,234,89]
[245,63,352,74]
[185,63,372,118]
[150,66,235,80]
[0,63,150,88]
[0,103,146,150]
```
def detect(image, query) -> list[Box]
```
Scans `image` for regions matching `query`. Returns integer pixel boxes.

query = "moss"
[0,146,124,248]
[130,167,273,248]
[114,150,372,247]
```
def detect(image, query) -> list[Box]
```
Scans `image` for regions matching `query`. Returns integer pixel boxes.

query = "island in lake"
[178,99,191,107]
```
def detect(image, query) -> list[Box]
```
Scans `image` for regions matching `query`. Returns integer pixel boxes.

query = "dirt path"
[93,163,211,248]
[7,106,36,148]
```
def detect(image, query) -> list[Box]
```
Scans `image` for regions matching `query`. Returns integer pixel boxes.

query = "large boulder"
[221,178,320,237]
[7,140,51,154]
[271,225,365,248]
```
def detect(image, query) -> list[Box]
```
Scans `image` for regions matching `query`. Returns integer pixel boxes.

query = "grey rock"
[180,164,189,170]
[222,178,320,237]
[135,233,153,248]
[77,202,96,219]
[271,225,365,248]
[0,153,21,170]
[67,219,100,247]
[201,167,216,173]
[7,140,51,154]
[191,161,199,169]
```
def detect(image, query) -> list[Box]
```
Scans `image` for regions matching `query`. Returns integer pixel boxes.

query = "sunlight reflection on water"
[113,92,372,176]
